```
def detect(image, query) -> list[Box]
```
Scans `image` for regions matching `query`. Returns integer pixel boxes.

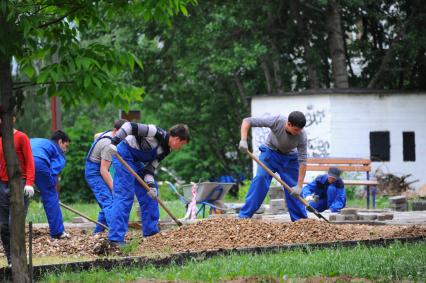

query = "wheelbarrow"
[166,181,235,218]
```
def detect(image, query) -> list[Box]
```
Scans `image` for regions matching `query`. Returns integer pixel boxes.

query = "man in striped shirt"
[107,122,190,244]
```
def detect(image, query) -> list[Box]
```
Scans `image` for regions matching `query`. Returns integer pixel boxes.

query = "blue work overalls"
[239,145,307,221]
[108,141,160,243]
[31,138,66,238]
[84,131,114,233]
[301,174,346,212]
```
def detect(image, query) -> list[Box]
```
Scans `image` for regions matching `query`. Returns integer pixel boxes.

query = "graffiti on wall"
[305,104,326,128]
[308,138,330,157]
[305,104,330,157]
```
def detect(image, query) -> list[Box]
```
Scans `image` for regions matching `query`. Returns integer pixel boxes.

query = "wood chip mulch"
[0,218,425,258]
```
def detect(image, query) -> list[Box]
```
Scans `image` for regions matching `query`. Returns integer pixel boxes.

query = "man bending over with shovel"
[107,122,190,245]
[238,111,308,221]
[31,130,71,239]
[85,119,127,234]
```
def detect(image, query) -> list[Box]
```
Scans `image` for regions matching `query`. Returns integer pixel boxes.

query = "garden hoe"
[245,150,329,223]
[34,189,109,230]
[114,153,183,227]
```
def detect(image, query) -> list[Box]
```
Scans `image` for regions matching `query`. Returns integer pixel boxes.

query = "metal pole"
[28,221,33,283]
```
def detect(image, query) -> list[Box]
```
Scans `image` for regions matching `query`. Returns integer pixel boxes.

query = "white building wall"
[331,93,426,189]
[251,93,426,189]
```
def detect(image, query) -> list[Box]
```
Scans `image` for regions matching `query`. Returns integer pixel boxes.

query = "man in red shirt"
[0,112,35,266]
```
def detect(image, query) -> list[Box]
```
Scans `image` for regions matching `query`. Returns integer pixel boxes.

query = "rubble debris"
[376,173,418,196]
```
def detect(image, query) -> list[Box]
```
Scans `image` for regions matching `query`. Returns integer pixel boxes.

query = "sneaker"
[52,231,71,239]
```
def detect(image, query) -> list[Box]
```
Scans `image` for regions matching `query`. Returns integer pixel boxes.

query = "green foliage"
[60,116,95,203]
[2,0,196,111]
[15,92,51,138]
[41,241,426,282]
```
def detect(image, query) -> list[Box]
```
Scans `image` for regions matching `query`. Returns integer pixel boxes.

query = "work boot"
[109,240,125,247]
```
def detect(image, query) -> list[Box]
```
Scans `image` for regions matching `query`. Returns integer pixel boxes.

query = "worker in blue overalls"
[107,122,190,245]
[85,119,127,234]
[31,130,71,239]
[301,167,346,212]
[238,112,308,221]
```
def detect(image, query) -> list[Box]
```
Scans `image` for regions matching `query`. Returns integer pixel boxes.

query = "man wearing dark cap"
[301,167,346,212]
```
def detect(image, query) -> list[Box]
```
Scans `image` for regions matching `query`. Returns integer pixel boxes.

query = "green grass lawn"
[40,241,426,283]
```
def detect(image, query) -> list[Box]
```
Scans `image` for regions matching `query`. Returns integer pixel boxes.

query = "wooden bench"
[304,158,378,209]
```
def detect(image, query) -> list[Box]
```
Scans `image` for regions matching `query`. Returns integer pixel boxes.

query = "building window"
[403,132,415,161]
[370,131,390,161]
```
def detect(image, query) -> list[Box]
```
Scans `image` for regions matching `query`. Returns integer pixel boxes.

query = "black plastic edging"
[0,236,424,282]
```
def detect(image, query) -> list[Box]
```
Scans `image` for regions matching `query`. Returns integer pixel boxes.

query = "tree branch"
[37,6,82,29]
[367,20,409,88]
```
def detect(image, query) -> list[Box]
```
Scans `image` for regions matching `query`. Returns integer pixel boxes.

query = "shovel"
[114,153,183,226]
[35,189,109,230]
[245,150,329,223]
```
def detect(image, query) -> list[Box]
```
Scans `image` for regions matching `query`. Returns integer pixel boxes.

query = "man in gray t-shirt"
[84,119,127,233]
[238,111,308,221]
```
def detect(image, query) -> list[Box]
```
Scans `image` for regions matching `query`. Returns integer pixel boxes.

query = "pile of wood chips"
[139,218,426,254]
[0,218,424,258]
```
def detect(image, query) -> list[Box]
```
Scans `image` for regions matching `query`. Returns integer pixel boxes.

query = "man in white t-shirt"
[84,119,127,233]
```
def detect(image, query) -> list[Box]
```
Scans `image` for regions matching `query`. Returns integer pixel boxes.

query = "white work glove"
[238,139,248,153]
[147,183,157,199]
[24,185,34,198]
[305,195,315,202]
[290,185,302,197]
[108,144,117,155]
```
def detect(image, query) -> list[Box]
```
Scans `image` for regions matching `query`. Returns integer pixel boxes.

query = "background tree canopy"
[8,0,426,202]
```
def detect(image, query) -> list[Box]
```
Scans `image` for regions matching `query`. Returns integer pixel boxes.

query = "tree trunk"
[260,58,273,93]
[290,0,320,89]
[326,0,348,88]
[270,41,283,94]
[368,21,408,89]
[0,16,30,282]
[233,75,248,109]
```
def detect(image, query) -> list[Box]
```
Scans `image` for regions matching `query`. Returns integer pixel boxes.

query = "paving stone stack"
[389,196,408,211]
[329,208,394,222]
[268,186,285,199]
[412,199,426,211]
[72,217,89,223]
[330,208,358,221]
[267,186,288,214]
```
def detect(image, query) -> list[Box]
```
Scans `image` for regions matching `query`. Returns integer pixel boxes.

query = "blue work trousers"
[308,185,342,212]
[239,145,307,221]
[85,160,113,233]
[34,157,64,237]
[108,143,159,243]
[0,180,29,263]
